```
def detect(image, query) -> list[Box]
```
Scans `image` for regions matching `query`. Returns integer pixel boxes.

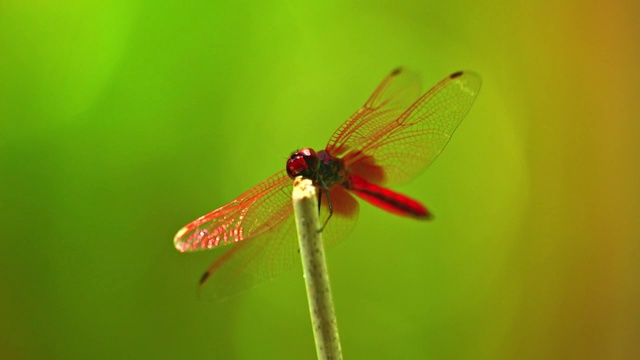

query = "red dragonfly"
[174,68,481,300]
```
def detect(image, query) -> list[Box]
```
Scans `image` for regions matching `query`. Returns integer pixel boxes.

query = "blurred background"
[1,1,638,359]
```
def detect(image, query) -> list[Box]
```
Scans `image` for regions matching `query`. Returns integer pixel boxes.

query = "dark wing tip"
[450,71,464,79]
[199,271,211,285]
[391,67,403,76]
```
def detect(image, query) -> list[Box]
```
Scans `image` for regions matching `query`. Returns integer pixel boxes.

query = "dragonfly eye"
[286,148,319,179]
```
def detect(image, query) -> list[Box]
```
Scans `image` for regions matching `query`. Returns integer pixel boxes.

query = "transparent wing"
[326,68,421,158]
[174,171,360,300]
[328,70,482,186]
[198,185,359,301]
[174,171,292,252]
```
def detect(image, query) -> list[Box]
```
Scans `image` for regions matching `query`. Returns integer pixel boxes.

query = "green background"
[1,1,638,359]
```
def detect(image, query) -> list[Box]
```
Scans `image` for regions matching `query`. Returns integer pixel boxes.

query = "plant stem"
[292,177,343,360]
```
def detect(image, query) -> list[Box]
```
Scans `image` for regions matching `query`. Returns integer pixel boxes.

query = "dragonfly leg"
[318,186,333,233]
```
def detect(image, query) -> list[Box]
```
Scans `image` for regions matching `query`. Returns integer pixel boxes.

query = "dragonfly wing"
[174,171,292,252]
[338,71,482,186]
[198,208,298,300]
[198,183,360,300]
[326,68,421,158]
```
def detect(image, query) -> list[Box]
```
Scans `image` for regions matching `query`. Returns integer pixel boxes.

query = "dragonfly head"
[286,148,320,180]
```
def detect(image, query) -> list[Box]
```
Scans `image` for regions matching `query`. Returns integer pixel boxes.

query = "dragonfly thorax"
[286,148,346,189]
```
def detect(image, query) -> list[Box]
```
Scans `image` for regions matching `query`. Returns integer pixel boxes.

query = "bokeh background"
[1,1,638,359]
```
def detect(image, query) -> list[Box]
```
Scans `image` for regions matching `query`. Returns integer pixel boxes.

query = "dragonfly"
[174,68,481,300]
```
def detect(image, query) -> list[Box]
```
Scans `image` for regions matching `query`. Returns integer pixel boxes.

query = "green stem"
[292,177,343,360]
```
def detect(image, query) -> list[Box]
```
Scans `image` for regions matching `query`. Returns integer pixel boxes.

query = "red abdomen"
[346,175,431,219]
